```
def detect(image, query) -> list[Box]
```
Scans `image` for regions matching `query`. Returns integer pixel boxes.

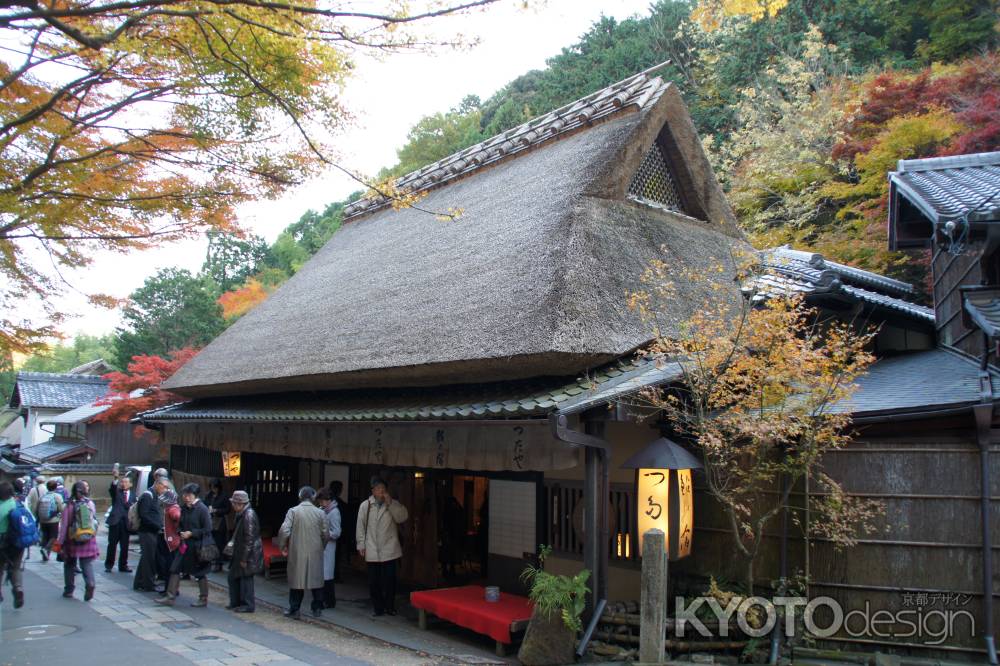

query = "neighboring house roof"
[144,357,682,424]
[8,372,110,410]
[889,151,1000,249]
[748,246,934,324]
[16,438,96,464]
[164,69,746,399]
[830,348,999,416]
[961,286,1000,338]
[39,401,112,426]
[67,359,115,375]
[890,151,1000,225]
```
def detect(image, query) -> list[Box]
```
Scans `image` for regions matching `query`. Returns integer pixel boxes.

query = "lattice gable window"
[628,141,685,213]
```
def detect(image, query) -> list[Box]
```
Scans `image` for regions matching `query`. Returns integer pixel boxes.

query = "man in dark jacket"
[105,470,136,573]
[133,476,164,592]
[226,491,262,613]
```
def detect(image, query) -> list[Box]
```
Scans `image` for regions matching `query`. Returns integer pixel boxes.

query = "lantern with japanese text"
[221,451,242,478]
[622,437,701,560]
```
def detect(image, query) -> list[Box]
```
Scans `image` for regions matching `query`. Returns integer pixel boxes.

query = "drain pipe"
[768,474,790,665]
[974,399,998,665]
[550,413,611,658]
[975,332,998,665]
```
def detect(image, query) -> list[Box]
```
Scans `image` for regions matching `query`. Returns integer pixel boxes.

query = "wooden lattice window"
[628,142,685,213]
[544,480,638,564]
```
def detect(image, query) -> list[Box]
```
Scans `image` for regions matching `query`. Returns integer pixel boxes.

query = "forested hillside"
[8,0,997,387]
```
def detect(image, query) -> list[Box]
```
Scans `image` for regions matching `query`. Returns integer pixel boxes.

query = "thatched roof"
[165,71,746,399]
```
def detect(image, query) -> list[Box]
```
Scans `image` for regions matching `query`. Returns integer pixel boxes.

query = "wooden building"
[141,79,999,659]
[144,68,747,594]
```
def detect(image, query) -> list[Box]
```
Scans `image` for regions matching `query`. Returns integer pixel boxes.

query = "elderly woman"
[316,489,342,609]
[157,483,213,607]
[225,491,262,613]
[56,481,99,601]
[153,489,183,605]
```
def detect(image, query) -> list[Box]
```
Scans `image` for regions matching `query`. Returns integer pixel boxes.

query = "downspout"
[549,413,611,658]
[975,332,998,665]
[768,474,789,665]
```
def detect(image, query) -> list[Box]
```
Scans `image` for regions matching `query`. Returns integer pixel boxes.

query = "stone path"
[17,554,369,665]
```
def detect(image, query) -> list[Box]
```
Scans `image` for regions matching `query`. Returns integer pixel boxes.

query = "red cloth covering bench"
[410,585,534,655]
[262,540,287,579]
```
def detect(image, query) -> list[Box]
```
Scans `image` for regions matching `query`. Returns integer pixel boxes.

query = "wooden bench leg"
[495,641,506,658]
[418,609,427,630]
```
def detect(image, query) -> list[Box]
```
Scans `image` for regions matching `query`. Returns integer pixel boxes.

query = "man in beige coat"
[356,476,409,617]
[278,486,328,619]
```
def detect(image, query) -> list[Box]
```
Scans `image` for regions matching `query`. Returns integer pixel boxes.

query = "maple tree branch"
[0,0,498,26]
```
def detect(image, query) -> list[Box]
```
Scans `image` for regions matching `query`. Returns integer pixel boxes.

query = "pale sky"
[50,0,656,339]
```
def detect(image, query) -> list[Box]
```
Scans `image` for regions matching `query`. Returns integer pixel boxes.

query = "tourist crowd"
[0,470,408,620]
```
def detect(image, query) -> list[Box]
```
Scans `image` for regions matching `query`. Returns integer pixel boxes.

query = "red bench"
[410,585,534,656]
[262,541,287,579]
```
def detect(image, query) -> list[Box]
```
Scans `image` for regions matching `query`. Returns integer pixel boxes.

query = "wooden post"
[640,528,668,664]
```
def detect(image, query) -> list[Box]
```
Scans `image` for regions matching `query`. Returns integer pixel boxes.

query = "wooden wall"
[676,415,1000,658]
[933,240,987,359]
[87,422,162,466]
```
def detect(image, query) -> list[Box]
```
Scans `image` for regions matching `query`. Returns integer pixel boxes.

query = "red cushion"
[262,541,284,565]
[410,585,534,644]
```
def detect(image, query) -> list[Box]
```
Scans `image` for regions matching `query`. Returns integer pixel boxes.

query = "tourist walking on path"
[225,490,262,613]
[105,469,136,573]
[158,483,213,607]
[25,475,46,518]
[277,486,328,619]
[36,479,64,562]
[0,480,27,607]
[205,479,230,573]
[153,489,183,604]
[133,476,164,592]
[356,476,408,617]
[56,481,99,601]
[317,489,341,609]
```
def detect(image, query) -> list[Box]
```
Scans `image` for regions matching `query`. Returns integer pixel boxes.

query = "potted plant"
[517,546,590,666]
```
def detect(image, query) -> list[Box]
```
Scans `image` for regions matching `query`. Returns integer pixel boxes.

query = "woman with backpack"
[36,479,64,562]
[55,481,99,601]
[0,480,28,608]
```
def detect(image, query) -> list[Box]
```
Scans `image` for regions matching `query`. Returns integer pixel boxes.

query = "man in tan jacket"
[278,486,328,619]
[356,476,408,617]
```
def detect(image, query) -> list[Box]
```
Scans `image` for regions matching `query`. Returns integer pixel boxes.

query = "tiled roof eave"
[140,356,681,426]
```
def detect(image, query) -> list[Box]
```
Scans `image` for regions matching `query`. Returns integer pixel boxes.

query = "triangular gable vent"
[628,142,684,213]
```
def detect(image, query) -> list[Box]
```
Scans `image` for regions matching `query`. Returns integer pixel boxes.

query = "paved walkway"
[202,565,510,664]
[0,547,437,666]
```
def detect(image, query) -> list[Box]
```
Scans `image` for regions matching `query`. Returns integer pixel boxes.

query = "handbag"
[199,543,220,563]
[223,540,234,557]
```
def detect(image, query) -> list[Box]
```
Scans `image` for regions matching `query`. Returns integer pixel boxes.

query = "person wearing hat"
[153,489,183,605]
[25,475,46,518]
[356,475,408,617]
[225,490,262,613]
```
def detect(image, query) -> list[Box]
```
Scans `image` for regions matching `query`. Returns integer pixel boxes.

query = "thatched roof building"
[164,70,746,399]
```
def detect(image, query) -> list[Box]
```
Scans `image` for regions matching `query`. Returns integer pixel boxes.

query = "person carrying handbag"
[156,483,213,607]
[224,491,262,613]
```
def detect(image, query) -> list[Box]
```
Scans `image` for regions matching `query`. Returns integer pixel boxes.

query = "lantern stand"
[622,437,703,664]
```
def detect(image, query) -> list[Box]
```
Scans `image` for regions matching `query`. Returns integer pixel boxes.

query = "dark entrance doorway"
[354,466,491,588]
